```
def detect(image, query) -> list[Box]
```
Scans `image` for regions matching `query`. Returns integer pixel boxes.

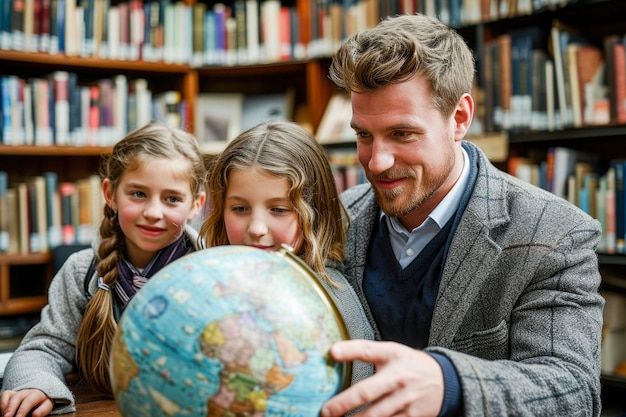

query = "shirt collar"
[384,146,470,233]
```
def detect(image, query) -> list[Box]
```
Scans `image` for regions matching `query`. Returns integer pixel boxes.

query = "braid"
[75,206,122,394]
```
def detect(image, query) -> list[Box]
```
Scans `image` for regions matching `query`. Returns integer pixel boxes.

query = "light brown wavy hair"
[329,13,475,119]
[199,119,348,284]
[75,121,207,394]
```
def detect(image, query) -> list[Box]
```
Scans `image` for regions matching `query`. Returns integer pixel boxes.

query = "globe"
[110,245,350,417]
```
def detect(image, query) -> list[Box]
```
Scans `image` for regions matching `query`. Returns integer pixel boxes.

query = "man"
[321,13,604,417]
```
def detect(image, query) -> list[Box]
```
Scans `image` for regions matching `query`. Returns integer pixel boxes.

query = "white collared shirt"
[384,147,470,268]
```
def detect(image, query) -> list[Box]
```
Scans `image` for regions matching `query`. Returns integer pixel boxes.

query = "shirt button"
[406,248,415,257]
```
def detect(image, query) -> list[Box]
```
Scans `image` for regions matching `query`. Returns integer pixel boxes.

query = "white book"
[52,71,70,146]
[64,0,78,56]
[132,78,152,129]
[260,0,280,62]
[163,2,176,64]
[113,74,128,142]
[107,6,120,60]
[246,0,259,62]
[10,77,25,146]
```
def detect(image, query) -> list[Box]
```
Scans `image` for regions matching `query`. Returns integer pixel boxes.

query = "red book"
[614,43,626,124]
[39,0,51,51]
[89,85,100,146]
[279,6,291,61]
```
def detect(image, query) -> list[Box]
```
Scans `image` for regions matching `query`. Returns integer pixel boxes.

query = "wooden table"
[65,375,120,416]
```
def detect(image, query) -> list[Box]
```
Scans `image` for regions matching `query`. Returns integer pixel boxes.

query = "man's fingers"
[330,339,407,363]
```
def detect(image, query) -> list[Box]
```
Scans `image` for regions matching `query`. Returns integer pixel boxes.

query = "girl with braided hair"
[1,121,207,416]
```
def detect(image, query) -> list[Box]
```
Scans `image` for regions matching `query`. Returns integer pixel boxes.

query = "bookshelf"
[467,0,626,410]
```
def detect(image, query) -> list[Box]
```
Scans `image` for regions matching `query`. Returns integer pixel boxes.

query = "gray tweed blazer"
[340,141,604,416]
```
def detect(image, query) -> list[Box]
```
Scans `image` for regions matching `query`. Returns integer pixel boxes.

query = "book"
[260,0,280,62]
[97,78,114,146]
[76,177,99,243]
[129,78,152,132]
[245,0,259,62]
[604,167,617,254]
[48,0,58,53]
[195,92,244,153]
[240,89,294,131]
[44,171,62,249]
[88,84,100,146]
[576,45,605,126]
[39,0,51,52]
[497,33,512,130]
[23,79,34,145]
[11,0,26,51]
[0,171,8,253]
[64,0,77,56]
[129,0,143,61]
[113,74,128,143]
[611,159,625,254]
[0,0,12,49]
[26,176,47,253]
[23,0,36,52]
[191,1,206,67]
[316,92,353,143]
[613,41,626,124]
[153,90,181,129]
[509,27,540,130]
[33,77,53,146]
[59,181,76,245]
[16,182,29,254]
[6,187,19,254]
[51,70,70,146]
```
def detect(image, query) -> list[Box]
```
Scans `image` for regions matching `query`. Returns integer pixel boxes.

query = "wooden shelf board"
[0,50,189,74]
[0,296,47,315]
[0,145,111,157]
[0,253,52,266]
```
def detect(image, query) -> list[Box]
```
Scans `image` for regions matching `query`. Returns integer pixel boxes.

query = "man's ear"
[453,93,474,141]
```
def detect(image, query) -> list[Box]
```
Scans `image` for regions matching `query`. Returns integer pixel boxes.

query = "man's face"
[350,76,467,230]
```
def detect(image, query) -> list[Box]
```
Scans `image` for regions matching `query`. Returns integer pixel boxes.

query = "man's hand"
[322,340,444,417]
[0,389,53,417]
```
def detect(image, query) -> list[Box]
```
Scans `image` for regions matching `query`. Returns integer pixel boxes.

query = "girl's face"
[103,157,205,268]
[224,168,303,253]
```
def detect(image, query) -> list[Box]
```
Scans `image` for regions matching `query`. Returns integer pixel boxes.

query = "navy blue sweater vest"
[363,142,479,348]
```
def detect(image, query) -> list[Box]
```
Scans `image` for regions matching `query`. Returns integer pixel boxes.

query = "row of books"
[508,148,626,255]
[0,171,104,255]
[482,23,626,134]
[327,150,366,193]
[0,72,184,147]
[0,0,580,66]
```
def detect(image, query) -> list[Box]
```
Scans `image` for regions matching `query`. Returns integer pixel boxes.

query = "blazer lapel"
[429,146,510,347]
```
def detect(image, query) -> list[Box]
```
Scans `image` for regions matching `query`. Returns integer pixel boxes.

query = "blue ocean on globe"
[110,245,349,417]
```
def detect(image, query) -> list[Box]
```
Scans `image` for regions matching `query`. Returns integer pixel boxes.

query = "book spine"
[0,171,8,253]
[44,171,62,249]
[59,181,76,245]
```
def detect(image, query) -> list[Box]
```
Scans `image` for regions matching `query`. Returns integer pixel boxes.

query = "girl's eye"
[166,196,182,204]
[231,206,248,213]
[131,191,146,198]
[271,207,290,214]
